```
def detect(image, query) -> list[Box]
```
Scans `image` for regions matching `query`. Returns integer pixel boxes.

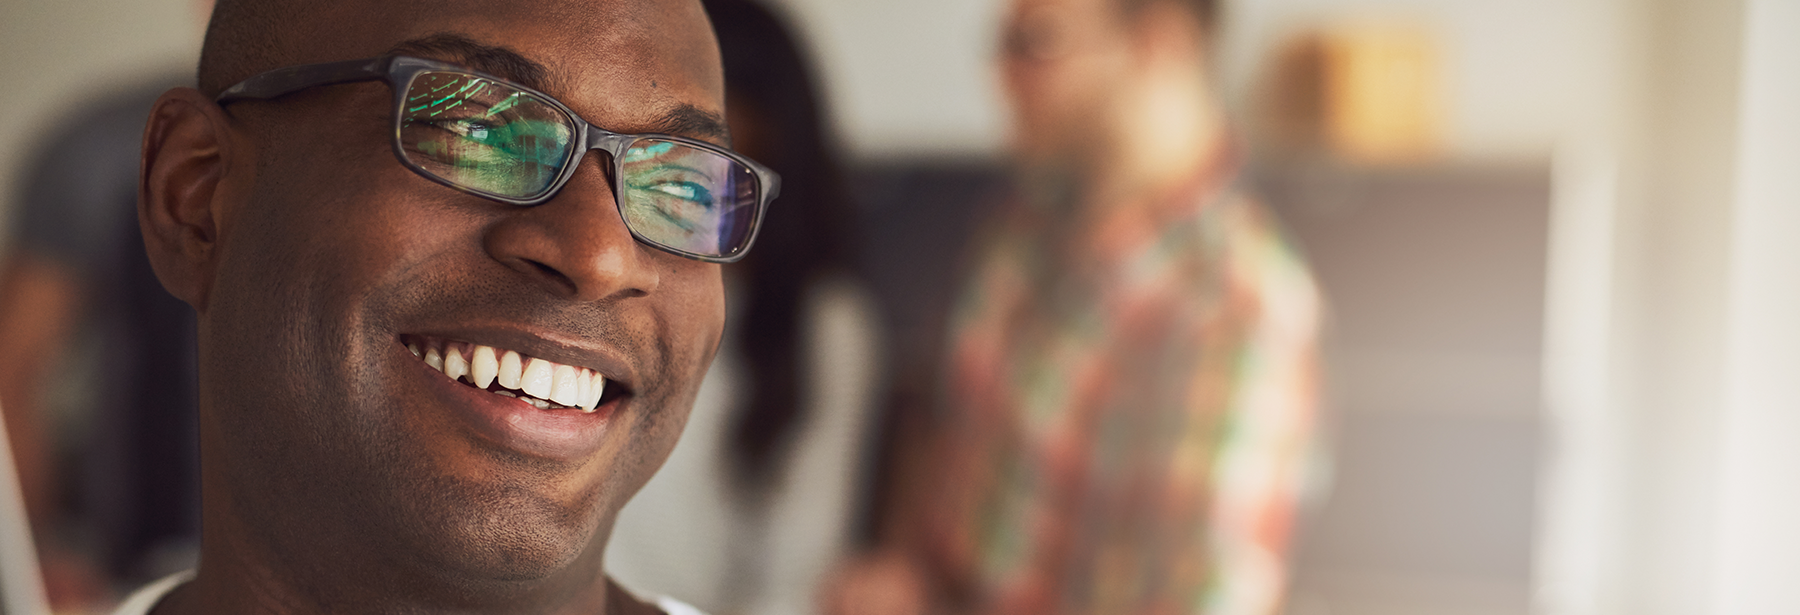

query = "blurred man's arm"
[821,374,941,615]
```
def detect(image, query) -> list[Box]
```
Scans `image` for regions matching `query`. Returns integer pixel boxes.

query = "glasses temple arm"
[215,57,390,103]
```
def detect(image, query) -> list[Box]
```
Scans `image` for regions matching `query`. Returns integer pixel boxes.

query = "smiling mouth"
[402,335,617,412]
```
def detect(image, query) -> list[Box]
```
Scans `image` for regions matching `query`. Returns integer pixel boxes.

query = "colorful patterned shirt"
[921,176,1321,615]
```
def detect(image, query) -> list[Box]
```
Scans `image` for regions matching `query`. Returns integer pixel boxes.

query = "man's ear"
[139,87,241,312]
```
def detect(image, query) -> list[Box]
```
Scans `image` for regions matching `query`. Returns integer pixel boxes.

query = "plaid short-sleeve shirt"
[924,179,1321,615]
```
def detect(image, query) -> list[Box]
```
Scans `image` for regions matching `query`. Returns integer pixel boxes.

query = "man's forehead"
[284,0,725,133]
[387,34,729,141]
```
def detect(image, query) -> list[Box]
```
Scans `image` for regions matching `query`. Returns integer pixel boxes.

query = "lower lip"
[404,342,622,461]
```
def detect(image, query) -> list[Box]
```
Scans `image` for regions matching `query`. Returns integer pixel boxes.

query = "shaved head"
[197,0,722,98]
[197,0,301,96]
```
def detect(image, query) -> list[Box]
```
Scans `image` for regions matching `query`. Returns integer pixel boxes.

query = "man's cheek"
[663,264,726,343]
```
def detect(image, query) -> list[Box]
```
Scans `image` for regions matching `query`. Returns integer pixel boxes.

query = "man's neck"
[153,504,653,615]
[1082,62,1230,213]
[153,568,660,615]
[1084,101,1232,218]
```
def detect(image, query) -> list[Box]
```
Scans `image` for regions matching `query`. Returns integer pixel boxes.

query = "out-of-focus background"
[1,0,1797,614]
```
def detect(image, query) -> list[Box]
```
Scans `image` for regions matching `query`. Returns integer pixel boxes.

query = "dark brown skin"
[136,1,728,613]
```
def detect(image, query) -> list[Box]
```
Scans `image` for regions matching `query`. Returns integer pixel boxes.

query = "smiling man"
[114,0,773,613]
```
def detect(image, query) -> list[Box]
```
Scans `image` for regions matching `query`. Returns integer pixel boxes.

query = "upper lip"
[400,325,635,391]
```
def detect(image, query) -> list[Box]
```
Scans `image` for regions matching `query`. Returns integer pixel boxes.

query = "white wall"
[762,0,1009,160]
[769,0,1631,162]
[1536,0,1800,614]
[1217,0,1627,162]
[1714,2,1800,613]
[1538,0,1745,609]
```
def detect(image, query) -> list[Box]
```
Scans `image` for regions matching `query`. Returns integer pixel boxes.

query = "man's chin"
[382,477,606,585]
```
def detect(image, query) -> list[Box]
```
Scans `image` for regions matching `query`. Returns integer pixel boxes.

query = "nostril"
[525,259,577,294]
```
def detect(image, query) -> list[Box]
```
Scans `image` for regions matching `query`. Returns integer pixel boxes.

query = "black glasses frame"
[216,55,780,263]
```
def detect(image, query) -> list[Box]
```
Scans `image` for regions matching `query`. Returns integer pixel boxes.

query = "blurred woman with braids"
[605,1,883,613]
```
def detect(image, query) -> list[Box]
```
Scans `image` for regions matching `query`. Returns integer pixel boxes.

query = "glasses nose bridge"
[562,127,634,198]
[583,126,635,158]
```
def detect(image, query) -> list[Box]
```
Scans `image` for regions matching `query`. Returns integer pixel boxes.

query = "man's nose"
[483,153,661,301]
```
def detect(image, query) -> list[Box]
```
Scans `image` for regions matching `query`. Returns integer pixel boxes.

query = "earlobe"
[139,87,238,312]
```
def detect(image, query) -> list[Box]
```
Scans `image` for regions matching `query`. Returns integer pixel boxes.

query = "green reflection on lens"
[622,141,676,163]
[401,72,574,198]
[618,140,746,256]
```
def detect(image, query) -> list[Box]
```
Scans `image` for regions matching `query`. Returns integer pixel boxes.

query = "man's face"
[199,0,726,587]
[1000,0,1135,172]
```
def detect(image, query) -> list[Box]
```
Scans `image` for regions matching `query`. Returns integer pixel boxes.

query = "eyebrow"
[386,34,731,143]
[650,105,731,142]
[389,34,559,93]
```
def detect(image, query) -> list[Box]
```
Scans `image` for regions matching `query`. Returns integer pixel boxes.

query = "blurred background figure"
[826,0,1322,613]
[603,1,884,614]
[0,4,206,610]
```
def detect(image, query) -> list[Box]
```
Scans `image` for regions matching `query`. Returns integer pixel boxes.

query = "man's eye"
[410,117,490,140]
[648,181,714,205]
[436,118,498,141]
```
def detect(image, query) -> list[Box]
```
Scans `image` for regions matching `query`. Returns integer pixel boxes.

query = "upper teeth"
[409,339,607,412]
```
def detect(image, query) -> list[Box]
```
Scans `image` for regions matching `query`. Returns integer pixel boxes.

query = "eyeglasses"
[216,55,779,263]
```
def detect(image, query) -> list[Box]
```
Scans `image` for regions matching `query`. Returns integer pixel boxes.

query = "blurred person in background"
[0,68,201,613]
[606,0,883,613]
[2,4,217,609]
[826,0,1321,613]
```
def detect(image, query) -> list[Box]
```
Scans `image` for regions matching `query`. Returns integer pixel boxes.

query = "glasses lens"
[619,139,761,258]
[399,71,575,199]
